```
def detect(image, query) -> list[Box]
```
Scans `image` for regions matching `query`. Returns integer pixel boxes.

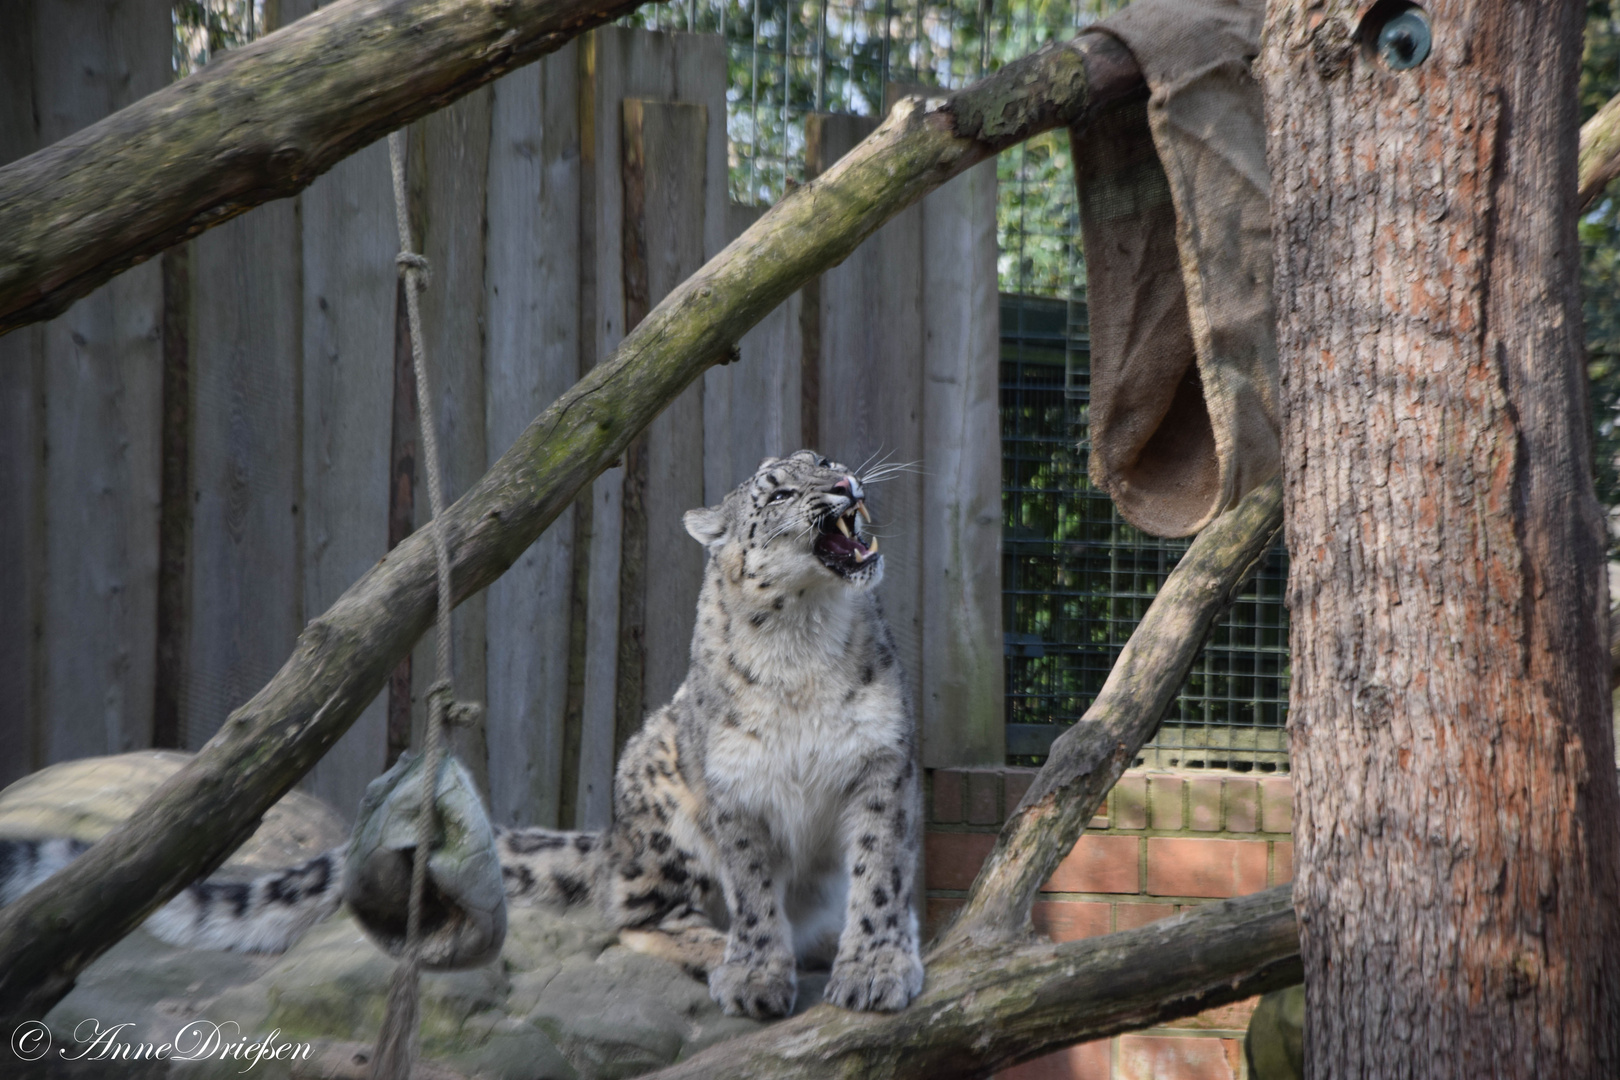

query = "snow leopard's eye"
[768,489,797,504]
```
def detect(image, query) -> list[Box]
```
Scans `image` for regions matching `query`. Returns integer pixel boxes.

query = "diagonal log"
[0,31,1146,1024]
[641,886,1301,1080]
[1581,92,1620,213]
[943,477,1284,947]
[0,0,652,336]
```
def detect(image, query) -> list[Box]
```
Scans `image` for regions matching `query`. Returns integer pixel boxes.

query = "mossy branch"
[0,0,651,335]
[942,478,1285,948]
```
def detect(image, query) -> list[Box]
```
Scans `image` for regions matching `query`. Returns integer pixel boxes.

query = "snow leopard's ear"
[684,507,728,549]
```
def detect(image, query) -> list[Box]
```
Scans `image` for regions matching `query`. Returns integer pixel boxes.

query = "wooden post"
[31,0,171,764]
[1261,0,1620,1073]
[299,140,397,817]
[0,0,44,789]
[919,156,1004,768]
[574,28,727,827]
[179,0,314,762]
[483,44,583,827]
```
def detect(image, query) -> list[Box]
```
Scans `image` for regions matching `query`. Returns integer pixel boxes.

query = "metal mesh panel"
[1001,294,1290,772]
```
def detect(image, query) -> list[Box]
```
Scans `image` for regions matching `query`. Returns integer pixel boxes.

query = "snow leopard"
[0,450,923,1020]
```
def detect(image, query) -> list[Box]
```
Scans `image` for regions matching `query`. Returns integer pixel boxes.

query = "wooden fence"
[0,8,1003,826]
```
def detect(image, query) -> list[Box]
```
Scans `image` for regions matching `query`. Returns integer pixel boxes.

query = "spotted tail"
[495,827,601,908]
[0,837,345,955]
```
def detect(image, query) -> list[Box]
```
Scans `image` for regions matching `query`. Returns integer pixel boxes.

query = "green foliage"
[172,0,260,77]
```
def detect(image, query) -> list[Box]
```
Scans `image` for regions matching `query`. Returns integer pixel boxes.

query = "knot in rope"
[395,252,432,287]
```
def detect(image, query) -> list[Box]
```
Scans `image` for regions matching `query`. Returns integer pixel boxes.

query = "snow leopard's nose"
[831,476,863,502]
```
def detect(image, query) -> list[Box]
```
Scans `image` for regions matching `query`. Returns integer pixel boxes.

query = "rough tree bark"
[0,31,1145,1024]
[0,0,651,336]
[1261,1,1620,1076]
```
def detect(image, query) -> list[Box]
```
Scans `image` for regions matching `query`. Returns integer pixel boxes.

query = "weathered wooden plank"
[34,0,170,763]
[181,201,306,753]
[300,141,398,818]
[482,44,582,828]
[807,112,926,736]
[703,203,804,505]
[620,98,711,738]
[575,27,727,827]
[0,1,44,787]
[406,88,494,799]
[919,158,1005,766]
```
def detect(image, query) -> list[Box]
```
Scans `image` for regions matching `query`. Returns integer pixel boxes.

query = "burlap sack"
[345,751,508,970]
[1077,0,1278,537]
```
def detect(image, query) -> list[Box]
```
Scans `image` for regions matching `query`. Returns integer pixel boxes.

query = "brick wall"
[924,767,1294,1080]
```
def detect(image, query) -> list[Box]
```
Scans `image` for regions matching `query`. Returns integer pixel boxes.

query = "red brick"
[1112,775,1148,830]
[968,770,1002,825]
[1188,777,1222,832]
[1005,768,1038,813]
[932,770,964,824]
[997,1040,1110,1080]
[925,831,997,889]
[925,897,964,941]
[1261,777,1293,834]
[1145,838,1269,899]
[1225,780,1259,833]
[1273,841,1295,885]
[1114,902,1177,931]
[1149,776,1184,831]
[1043,834,1140,894]
[1117,1034,1238,1080]
[1032,900,1113,942]
[1089,815,1110,830]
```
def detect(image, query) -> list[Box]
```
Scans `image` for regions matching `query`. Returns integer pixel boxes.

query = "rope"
[370,129,457,1080]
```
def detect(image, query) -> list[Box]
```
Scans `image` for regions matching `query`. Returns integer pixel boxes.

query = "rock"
[0,751,347,872]
[27,905,780,1080]
[4,753,790,1079]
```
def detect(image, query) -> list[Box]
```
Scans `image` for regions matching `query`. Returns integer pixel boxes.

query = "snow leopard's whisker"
[859,460,923,486]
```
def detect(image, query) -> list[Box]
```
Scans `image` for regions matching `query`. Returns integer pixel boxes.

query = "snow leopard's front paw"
[824,944,924,1011]
[708,954,798,1018]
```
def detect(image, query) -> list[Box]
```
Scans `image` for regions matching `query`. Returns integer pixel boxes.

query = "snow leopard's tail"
[494,827,602,908]
[0,837,345,954]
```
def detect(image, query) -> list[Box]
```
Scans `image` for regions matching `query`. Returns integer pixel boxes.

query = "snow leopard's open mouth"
[813,501,878,577]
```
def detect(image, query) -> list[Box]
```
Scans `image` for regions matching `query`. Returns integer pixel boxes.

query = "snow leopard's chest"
[695,647,908,869]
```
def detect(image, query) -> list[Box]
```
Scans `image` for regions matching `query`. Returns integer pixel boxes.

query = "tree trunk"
[1260,1,1620,1075]
[0,31,1145,1025]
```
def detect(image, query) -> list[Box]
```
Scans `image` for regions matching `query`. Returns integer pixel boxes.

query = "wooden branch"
[0,0,652,336]
[1580,92,1620,213]
[0,31,1146,1024]
[943,477,1285,947]
[640,886,1301,1080]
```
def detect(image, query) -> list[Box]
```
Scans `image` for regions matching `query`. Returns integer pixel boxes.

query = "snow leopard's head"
[684,449,886,592]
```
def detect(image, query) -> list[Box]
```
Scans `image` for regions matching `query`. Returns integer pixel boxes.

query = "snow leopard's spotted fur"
[496,450,923,1017]
[0,450,922,1019]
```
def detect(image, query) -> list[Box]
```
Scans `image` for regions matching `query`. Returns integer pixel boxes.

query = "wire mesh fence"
[622,0,1113,298]
[1001,295,1291,772]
